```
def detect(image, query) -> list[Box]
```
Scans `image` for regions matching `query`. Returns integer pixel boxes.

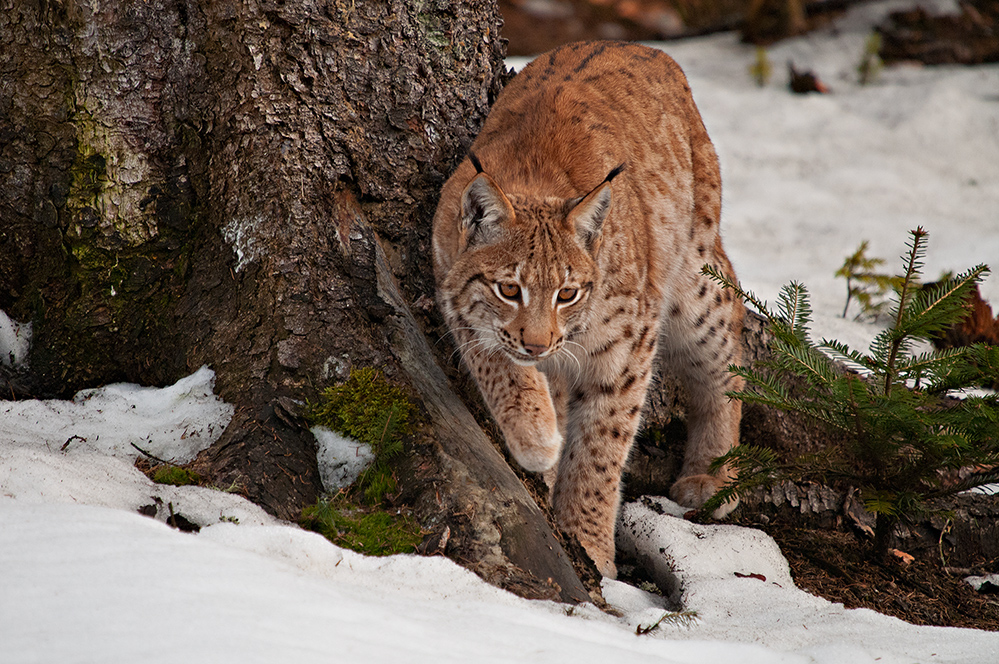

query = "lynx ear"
[569,164,624,251]
[459,172,514,250]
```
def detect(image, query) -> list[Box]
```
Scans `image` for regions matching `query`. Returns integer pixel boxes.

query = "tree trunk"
[1,0,591,602]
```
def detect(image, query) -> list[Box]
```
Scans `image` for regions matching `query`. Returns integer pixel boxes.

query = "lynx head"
[441,156,624,366]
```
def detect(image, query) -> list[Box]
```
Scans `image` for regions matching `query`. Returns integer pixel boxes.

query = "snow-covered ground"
[3,3,999,662]
[665,1,999,353]
[5,371,999,663]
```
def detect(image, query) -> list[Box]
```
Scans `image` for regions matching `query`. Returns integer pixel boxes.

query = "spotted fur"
[432,41,744,578]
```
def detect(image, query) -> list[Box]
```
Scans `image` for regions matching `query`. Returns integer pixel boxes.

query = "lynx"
[432,41,744,578]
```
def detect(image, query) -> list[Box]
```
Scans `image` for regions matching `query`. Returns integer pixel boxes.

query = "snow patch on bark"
[0,310,31,368]
[222,215,265,272]
[312,426,375,492]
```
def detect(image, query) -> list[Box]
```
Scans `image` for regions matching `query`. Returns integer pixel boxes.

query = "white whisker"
[454,336,490,362]
[564,340,588,358]
[556,347,582,388]
[562,341,586,385]
[437,326,493,349]
[469,347,503,369]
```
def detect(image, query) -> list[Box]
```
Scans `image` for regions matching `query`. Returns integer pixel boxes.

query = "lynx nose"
[522,343,548,357]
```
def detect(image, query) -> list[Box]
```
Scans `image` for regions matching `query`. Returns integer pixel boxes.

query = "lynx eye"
[556,287,579,304]
[497,283,521,300]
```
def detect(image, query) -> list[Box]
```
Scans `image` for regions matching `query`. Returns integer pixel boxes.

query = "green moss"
[307,366,414,448]
[300,369,424,555]
[299,495,423,556]
[307,367,416,505]
[152,466,203,487]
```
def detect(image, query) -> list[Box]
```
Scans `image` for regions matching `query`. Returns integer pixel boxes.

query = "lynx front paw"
[505,424,563,473]
[573,529,617,579]
[670,474,739,519]
[595,556,618,580]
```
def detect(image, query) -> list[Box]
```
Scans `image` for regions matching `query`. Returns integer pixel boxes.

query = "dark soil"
[877,0,999,66]
[734,518,999,630]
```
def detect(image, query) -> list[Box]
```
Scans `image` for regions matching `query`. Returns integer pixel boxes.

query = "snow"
[3,3,999,662]
[0,309,30,367]
[0,365,232,464]
[313,425,375,491]
[5,395,999,663]
[965,574,999,592]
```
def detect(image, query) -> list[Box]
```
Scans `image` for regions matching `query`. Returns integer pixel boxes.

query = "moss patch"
[301,368,424,556]
[307,367,416,505]
[307,366,415,449]
[299,495,423,557]
[152,466,203,487]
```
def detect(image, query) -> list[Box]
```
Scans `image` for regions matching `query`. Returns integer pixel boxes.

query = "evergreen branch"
[933,344,999,391]
[884,228,928,396]
[729,365,791,401]
[733,379,853,433]
[703,446,787,514]
[844,374,871,445]
[818,338,881,374]
[898,265,989,341]
[777,343,837,388]
[868,327,895,368]
[786,399,854,432]
[923,463,999,500]
[897,227,928,314]
[895,347,968,390]
[701,266,776,327]
[777,281,813,341]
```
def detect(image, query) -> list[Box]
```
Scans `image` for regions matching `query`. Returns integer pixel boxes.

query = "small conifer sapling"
[836,240,902,320]
[702,227,999,558]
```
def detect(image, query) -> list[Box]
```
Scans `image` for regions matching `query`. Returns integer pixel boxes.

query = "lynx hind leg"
[663,261,745,517]
[670,349,742,518]
[664,111,745,517]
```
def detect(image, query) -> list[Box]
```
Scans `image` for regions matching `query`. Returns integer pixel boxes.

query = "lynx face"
[440,171,616,367]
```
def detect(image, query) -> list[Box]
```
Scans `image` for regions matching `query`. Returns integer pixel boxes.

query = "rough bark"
[2,0,593,602]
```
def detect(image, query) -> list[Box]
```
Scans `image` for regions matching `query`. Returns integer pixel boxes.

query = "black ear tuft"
[469,151,484,174]
[605,163,626,183]
[569,181,613,252]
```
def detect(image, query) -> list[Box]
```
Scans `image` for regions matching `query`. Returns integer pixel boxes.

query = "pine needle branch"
[884,227,928,396]
[702,228,997,557]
